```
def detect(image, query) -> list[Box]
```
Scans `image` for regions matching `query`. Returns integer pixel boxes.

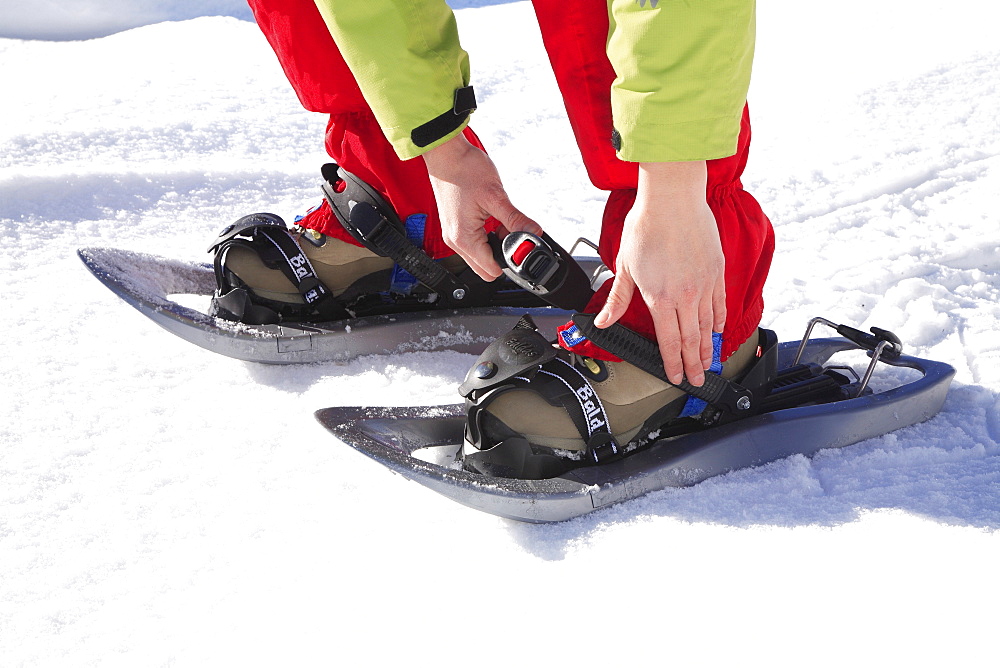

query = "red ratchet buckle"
[491,231,561,295]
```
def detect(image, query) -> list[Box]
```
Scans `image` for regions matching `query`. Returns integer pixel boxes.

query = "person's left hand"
[594,161,726,387]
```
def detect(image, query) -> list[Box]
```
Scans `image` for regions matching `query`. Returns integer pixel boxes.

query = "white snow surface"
[3,1,1000,665]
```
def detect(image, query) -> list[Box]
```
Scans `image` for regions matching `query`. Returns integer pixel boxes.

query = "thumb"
[594,270,634,329]
[487,191,544,238]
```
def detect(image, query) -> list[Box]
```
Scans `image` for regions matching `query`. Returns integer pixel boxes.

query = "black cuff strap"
[411,86,477,148]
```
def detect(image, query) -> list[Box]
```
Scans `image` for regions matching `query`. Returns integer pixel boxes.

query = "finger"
[712,270,727,331]
[444,227,503,281]
[699,296,715,371]
[486,192,544,238]
[650,308,684,385]
[675,302,706,387]
[594,269,635,329]
[462,237,503,280]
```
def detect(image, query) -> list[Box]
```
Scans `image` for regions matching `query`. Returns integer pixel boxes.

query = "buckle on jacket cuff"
[411,86,477,148]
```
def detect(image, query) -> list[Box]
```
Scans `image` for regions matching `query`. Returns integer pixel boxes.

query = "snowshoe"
[78,164,604,363]
[316,317,955,522]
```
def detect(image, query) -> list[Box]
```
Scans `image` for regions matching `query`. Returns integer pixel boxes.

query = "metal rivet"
[452,288,466,300]
[474,362,497,379]
[737,396,752,411]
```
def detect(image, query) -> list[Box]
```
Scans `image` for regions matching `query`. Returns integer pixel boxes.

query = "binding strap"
[572,312,754,424]
[534,358,619,464]
[209,213,346,322]
[321,163,475,306]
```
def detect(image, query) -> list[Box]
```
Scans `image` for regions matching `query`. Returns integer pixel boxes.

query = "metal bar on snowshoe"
[856,339,897,397]
[794,316,903,365]
[793,317,904,398]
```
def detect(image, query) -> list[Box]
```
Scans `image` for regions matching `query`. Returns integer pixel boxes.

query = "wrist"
[638,161,707,206]
[422,132,473,171]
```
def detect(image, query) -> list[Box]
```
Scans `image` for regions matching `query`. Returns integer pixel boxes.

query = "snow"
[2,1,1000,665]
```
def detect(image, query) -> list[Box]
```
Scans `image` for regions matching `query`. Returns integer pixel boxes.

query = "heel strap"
[321,163,477,307]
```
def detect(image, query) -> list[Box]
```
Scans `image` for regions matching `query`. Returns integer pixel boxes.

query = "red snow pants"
[246,0,774,361]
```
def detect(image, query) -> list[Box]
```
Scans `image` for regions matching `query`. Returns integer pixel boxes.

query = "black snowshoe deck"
[315,338,955,523]
[78,247,602,364]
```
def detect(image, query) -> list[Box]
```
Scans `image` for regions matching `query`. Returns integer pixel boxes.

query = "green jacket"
[313,0,755,163]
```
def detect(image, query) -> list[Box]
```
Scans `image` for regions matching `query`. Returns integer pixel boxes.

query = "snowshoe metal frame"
[77,247,604,364]
[315,330,955,523]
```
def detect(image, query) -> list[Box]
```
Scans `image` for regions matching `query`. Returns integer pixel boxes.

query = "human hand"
[422,133,542,280]
[594,161,726,387]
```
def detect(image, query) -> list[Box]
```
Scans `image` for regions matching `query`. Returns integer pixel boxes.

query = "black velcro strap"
[411,86,477,148]
[322,163,472,305]
[453,85,477,115]
[611,128,622,152]
[253,227,344,321]
[536,358,614,446]
[572,313,754,417]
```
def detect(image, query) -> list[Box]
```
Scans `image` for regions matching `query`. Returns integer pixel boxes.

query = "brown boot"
[208,211,481,325]
[459,316,771,479]
[219,226,394,305]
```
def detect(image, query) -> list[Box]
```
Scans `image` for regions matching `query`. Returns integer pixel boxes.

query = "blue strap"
[680,332,724,418]
[389,214,427,294]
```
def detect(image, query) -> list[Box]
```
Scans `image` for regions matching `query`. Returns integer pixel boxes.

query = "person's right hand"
[422,133,543,280]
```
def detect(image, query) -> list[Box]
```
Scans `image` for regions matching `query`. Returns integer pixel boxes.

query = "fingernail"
[690,373,704,386]
[594,312,608,327]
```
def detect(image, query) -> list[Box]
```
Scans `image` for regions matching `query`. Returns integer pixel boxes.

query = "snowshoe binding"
[458,315,778,480]
[208,163,549,326]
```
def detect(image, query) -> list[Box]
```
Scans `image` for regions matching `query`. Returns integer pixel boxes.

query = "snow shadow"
[0,170,312,225]
[244,349,473,399]
[505,382,1000,561]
